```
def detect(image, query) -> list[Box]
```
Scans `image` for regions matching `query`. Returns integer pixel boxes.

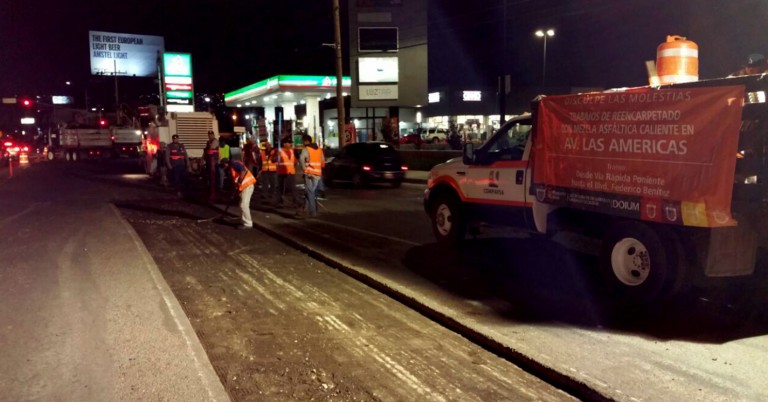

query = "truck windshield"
[485,120,532,161]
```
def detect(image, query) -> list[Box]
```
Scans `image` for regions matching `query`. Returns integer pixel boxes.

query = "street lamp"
[535,28,555,86]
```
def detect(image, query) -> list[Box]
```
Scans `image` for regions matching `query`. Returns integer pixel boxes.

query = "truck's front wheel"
[599,221,683,304]
[431,193,465,246]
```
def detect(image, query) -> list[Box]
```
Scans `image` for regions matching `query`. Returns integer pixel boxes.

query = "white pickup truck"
[424,75,768,304]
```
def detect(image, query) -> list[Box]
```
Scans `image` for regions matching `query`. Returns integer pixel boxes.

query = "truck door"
[464,118,533,227]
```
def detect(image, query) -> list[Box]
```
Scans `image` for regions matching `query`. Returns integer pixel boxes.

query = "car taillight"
[401,165,409,171]
[3,142,12,147]
[12,147,19,152]
[22,146,28,152]
[362,165,372,171]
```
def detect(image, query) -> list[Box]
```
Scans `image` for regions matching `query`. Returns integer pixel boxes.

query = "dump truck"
[111,127,143,158]
[424,75,768,304]
[53,127,113,161]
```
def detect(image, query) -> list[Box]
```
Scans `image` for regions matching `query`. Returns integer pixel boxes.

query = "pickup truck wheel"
[599,221,681,304]
[431,137,440,144]
[431,193,465,246]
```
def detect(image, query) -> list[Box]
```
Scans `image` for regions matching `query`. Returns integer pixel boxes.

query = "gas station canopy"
[224,75,351,108]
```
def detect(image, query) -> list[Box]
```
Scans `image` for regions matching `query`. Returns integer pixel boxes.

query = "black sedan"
[324,142,408,188]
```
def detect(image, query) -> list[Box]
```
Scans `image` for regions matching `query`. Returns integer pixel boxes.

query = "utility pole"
[333,0,345,147]
[114,60,120,125]
[499,0,507,126]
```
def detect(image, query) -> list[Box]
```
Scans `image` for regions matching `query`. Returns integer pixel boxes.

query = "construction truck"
[424,74,768,304]
[111,127,143,158]
[50,126,113,161]
[143,111,218,175]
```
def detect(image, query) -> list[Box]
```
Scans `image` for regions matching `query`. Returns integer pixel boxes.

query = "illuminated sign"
[359,57,398,83]
[165,84,193,91]
[165,76,192,84]
[167,98,192,105]
[167,105,194,113]
[89,31,164,77]
[224,75,352,103]
[163,52,194,106]
[163,53,192,76]
[52,96,74,105]
[21,117,35,125]
[166,91,193,99]
[463,91,482,101]
[428,92,440,103]
[359,85,398,100]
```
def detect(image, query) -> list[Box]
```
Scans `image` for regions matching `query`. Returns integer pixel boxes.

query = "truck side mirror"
[463,142,475,165]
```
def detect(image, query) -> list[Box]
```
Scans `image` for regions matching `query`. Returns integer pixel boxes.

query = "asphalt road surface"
[4,158,768,401]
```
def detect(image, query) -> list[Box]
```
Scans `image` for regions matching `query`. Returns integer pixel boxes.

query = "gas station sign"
[163,52,194,112]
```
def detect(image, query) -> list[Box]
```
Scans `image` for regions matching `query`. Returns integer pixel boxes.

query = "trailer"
[51,128,113,161]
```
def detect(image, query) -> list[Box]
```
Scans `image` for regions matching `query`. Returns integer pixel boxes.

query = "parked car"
[399,133,423,145]
[323,142,408,188]
[423,128,448,143]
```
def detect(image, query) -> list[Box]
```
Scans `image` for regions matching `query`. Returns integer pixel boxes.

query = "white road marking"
[110,204,229,402]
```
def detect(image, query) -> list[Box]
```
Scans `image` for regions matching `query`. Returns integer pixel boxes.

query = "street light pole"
[535,29,555,86]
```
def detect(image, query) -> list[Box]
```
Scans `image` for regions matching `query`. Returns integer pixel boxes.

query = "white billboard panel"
[359,57,398,83]
[89,31,165,77]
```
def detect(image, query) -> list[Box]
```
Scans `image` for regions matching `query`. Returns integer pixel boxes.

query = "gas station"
[224,75,351,147]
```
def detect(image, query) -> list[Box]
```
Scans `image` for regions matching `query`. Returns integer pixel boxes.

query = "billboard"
[359,57,398,83]
[533,85,744,228]
[89,31,164,77]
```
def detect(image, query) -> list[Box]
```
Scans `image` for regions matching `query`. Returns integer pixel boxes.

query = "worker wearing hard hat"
[730,53,768,77]
[165,134,189,197]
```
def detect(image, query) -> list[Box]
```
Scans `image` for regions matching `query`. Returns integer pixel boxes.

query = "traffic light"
[21,99,32,107]
[99,119,107,126]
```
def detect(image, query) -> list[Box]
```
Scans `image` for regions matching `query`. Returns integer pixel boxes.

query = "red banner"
[532,85,745,227]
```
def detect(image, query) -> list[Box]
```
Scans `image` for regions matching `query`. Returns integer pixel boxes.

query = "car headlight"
[745,175,758,184]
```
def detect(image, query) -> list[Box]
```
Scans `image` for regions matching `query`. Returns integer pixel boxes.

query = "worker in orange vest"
[219,158,257,230]
[297,134,325,218]
[258,142,277,202]
[275,136,300,207]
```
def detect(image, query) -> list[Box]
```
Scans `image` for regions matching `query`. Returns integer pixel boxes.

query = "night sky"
[2,0,768,101]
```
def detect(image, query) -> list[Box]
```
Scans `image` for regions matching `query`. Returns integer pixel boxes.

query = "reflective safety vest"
[304,146,324,177]
[219,143,230,160]
[168,143,186,164]
[230,161,257,192]
[204,139,219,158]
[261,149,276,172]
[277,148,295,175]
